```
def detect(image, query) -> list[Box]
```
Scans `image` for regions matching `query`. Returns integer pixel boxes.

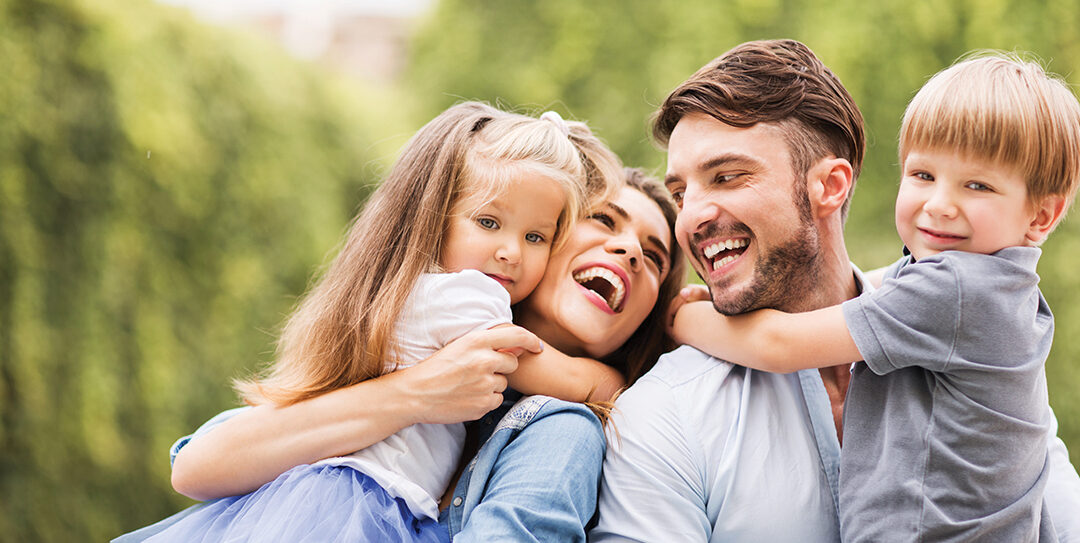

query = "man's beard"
[709,185,822,315]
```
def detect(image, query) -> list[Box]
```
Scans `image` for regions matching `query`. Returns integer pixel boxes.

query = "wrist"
[379,366,427,426]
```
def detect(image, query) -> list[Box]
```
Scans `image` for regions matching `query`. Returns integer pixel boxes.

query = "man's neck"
[804,231,858,445]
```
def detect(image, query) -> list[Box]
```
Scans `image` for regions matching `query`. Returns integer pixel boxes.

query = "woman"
[155,168,684,541]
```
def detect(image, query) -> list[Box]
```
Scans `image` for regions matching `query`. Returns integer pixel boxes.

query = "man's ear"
[1026,194,1068,244]
[805,157,854,219]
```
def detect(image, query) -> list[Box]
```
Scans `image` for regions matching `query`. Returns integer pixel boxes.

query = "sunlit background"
[3,0,1080,539]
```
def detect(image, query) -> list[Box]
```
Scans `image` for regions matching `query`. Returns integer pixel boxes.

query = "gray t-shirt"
[840,247,1056,542]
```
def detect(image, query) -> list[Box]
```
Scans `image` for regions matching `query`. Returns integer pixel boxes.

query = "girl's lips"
[485,273,513,286]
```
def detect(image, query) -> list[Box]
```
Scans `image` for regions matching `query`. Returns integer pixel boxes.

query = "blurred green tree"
[408,0,1080,462]
[0,0,399,539]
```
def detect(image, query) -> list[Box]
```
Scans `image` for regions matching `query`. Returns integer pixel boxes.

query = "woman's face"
[517,186,673,358]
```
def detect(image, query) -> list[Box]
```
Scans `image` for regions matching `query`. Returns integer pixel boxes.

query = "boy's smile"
[896,149,1042,260]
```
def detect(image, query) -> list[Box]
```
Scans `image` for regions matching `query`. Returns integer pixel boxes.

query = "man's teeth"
[703,238,748,259]
[572,267,625,311]
[712,254,738,270]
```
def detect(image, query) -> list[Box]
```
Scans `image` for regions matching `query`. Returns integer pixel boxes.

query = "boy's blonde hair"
[900,52,1080,209]
[236,102,621,406]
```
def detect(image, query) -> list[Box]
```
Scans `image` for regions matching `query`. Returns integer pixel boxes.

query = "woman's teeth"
[573,266,625,311]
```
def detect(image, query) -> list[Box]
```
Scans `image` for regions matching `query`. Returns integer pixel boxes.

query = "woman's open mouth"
[573,264,627,313]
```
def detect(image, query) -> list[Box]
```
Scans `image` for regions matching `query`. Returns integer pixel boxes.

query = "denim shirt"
[440,393,606,542]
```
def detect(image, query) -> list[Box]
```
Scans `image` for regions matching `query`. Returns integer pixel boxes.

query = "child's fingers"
[682,284,711,303]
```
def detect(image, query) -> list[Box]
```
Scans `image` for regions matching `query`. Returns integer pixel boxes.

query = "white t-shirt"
[314,270,512,520]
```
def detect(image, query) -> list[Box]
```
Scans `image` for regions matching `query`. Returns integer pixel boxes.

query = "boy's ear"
[1026,194,1068,243]
[806,157,854,219]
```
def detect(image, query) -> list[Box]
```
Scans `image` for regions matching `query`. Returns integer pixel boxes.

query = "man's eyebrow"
[699,153,760,172]
[665,153,761,188]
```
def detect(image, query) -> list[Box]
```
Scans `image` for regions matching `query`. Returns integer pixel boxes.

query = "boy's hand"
[666,284,712,333]
[669,300,717,346]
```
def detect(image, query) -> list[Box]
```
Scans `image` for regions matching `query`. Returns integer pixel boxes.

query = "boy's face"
[895,149,1038,260]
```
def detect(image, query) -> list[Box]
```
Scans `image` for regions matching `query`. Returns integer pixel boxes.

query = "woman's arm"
[506,348,625,403]
[670,301,862,373]
[172,326,541,501]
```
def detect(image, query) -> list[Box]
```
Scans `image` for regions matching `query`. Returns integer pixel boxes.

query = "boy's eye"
[477,217,498,230]
[588,212,616,230]
[913,171,934,181]
[525,232,546,244]
[965,181,991,192]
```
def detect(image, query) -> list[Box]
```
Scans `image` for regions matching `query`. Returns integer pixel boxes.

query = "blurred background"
[2,0,1079,539]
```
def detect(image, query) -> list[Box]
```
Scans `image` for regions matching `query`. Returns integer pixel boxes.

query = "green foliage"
[408,0,1080,461]
[0,0,396,538]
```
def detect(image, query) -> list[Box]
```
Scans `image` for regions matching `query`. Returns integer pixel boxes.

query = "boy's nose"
[924,187,958,218]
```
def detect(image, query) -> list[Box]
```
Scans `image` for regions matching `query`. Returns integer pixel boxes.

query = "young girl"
[118,102,625,542]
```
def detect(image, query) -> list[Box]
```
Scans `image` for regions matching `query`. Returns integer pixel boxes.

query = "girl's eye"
[525,232,546,244]
[645,250,665,274]
[913,171,934,182]
[966,181,991,192]
[588,212,615,230]
[477,217,498,230]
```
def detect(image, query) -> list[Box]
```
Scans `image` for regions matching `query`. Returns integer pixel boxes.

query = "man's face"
[664,113,822,315]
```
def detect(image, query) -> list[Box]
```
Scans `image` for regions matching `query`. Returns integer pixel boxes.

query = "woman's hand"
[402,325,542,425]
[171,325,541,501]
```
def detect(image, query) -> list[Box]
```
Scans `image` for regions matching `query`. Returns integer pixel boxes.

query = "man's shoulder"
[623,345,741,397]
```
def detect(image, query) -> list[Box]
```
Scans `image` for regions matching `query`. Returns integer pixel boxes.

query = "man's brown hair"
[653,39,865,218]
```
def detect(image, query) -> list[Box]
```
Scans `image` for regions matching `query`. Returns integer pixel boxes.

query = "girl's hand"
[666,284,712,336]
[402,325,542,425]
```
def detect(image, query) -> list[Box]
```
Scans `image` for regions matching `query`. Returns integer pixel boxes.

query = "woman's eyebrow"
[607,202,630,220]
[610,202,669,257]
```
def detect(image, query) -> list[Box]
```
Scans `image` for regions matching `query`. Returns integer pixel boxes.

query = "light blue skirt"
[115,464,450,542]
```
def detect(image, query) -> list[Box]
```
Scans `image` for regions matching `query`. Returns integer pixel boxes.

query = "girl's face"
[517,186,672,358]
[441,172,566,304]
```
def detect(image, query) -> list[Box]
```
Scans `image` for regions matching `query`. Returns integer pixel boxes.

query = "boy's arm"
[670,301,862,373]
[506,347,625,403]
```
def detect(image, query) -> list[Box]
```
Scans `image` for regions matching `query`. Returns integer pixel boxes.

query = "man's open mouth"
[703,238,749,271]
[573,266,626,312]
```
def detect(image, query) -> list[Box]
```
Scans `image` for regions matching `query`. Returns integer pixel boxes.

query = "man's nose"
[676,188,721,237]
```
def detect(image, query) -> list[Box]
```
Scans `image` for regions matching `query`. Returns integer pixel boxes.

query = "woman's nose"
[610,236,643,272]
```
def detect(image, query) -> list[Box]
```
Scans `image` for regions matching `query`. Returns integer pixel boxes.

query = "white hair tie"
[540,111,571,137]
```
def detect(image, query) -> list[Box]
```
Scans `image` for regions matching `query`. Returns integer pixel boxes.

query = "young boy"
[672,53,1080,540]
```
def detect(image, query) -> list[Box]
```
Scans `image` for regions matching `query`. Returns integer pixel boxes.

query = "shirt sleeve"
[591,375,710,541]
[842,256,961,375]
[417,270,513,348]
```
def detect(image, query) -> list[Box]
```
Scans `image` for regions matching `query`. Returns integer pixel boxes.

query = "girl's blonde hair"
[237,102,621,406]
[900,52,1080,208]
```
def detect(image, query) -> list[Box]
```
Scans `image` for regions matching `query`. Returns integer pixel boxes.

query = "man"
[591,39,1080,541]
